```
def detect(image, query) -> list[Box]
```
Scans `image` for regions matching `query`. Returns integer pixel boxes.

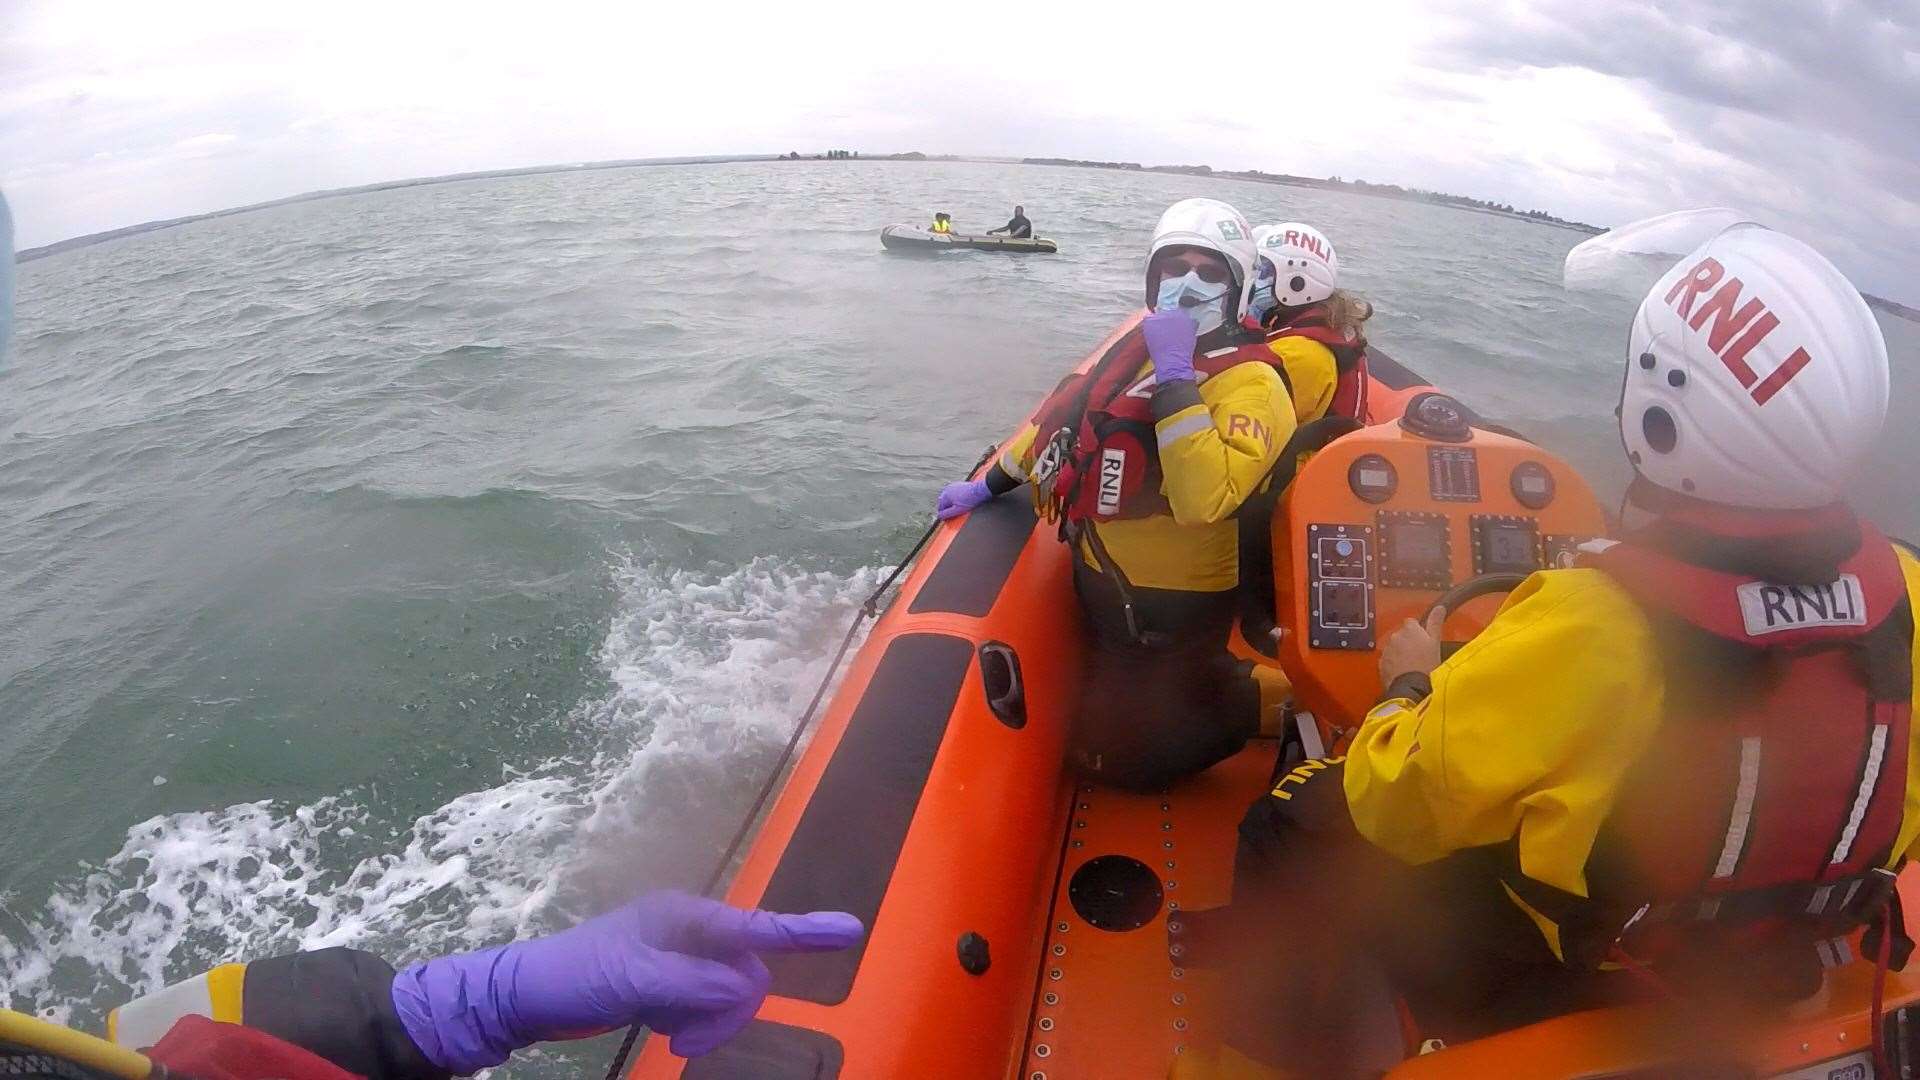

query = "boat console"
[1274,393,1610,733]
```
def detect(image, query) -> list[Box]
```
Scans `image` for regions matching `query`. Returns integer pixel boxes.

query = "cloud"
[1435,0,1920,297]
[0,0,1914,301]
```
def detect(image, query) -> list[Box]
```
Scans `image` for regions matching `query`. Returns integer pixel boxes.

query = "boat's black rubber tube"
[1362,345,1428,391]
[680,1021,844,1080]
[909,496,1036,617]
[759,632,975,1004]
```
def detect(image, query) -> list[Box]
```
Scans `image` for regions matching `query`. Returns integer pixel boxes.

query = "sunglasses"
[1149,250,1232,286]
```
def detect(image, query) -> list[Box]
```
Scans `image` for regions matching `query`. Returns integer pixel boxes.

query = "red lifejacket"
[145,1014,362,1080]
[1028,323,1279,524]
[1263,305,1370,422]
[1577,516,1914,954]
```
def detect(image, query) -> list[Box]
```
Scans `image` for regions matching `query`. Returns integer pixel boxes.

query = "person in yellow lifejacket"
[1245,222,1374,424]
[929,212,953,234]
[1186,225,1920,1079]
[933,197,1304,790]
[0,892,862,1079]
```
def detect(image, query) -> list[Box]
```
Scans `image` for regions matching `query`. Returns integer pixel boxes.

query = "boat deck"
[1021,742,1280,1078]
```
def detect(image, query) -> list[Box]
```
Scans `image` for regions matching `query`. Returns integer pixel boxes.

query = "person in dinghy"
[1195,225,1920,1078]
[934,197,1317,790]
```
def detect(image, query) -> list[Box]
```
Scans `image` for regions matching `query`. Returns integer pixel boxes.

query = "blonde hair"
[1322,289,1374,340]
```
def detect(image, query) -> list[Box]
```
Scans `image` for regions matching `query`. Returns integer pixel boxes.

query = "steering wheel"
[1420,573,1530,656]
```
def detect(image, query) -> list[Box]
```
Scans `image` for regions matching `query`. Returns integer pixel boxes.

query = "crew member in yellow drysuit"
[1186,226,1920,1078]
[935,198,1302,790]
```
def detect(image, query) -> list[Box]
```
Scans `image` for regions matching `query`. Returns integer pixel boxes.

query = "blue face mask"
[1247,283,1277,326]
[1153,271,1229,335]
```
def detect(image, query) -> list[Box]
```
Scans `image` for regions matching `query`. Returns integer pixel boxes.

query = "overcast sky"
[3,0,1915,301]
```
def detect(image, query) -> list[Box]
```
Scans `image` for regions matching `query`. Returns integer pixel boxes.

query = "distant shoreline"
[16,151,1600,262]
[1019,157,1606,235]
[16,152,1917,320]
[15,154,793,262]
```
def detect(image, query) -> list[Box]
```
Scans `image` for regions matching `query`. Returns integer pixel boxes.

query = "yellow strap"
[205,963,246,1024]
[0,1009,152,1079]
[1500,881,1567,963]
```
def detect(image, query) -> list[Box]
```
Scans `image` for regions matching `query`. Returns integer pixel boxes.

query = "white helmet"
[1252,222,1339,307]
[1622,225,1888,511]
[1145,198,1256,324]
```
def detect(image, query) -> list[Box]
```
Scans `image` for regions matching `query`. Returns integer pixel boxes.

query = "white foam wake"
[0,556,879,1030]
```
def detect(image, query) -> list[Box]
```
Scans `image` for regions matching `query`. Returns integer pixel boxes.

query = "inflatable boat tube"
[630,315,1920,1080]
[880,224,1059,254]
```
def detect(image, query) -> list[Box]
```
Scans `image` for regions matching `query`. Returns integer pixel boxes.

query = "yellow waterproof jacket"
[1266,335,1339,425]
[998,358,1296,592]
[1344,546,1920,951]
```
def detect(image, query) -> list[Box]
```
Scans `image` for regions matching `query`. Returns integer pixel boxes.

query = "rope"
[600,446,996,1080]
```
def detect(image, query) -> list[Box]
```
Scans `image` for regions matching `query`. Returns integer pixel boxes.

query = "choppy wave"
[0,556,877,1028]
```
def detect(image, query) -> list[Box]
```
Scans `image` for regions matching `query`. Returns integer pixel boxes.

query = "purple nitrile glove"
[390,892,865,1072]
[935,477,995,520]
[1141,307,1199,384]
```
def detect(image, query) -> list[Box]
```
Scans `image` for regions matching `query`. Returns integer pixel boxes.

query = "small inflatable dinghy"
[630,314,1920,1079]
[880,224,1058,254]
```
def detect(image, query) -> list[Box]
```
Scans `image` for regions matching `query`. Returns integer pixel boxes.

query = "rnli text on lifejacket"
[1736,574,1868,636]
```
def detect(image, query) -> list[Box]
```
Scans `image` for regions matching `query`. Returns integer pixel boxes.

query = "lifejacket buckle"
[1031,428,1071,489]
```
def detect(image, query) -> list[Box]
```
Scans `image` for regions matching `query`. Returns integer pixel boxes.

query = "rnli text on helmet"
[1664,256,1814,406]
[1271,229,1330,260]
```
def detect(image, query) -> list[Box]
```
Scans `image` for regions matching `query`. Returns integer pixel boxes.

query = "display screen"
[1318,581,1370,629]
[1482,523,1539,572]
[1348,454,1398,504]
[1385,519,1448,572]
[1510,461,1556,510]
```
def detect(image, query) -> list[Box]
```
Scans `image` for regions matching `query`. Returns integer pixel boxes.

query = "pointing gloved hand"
[935,477,995,520]
[391,891,865,1071]
[1141,308,1199,383]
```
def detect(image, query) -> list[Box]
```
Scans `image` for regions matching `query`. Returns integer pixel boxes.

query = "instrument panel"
[1275,397,1609,729]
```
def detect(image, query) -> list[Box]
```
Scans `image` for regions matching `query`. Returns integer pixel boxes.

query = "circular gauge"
[1510,461,1556,510]
[1348,453,1398,504]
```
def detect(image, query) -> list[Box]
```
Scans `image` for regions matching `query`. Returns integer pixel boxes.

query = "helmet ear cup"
[1641,406,1678,454]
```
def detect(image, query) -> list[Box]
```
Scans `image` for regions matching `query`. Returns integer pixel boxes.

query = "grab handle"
[978,641,1027,729]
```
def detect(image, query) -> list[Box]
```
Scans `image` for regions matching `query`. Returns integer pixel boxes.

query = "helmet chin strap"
[1618,484,1659,534]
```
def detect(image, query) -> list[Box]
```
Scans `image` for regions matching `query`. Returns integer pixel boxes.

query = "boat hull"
[632,316,1920,1080]
[880,224,1058,254]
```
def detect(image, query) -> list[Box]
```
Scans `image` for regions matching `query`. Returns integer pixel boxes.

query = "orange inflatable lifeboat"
[630,316,1920,1079]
